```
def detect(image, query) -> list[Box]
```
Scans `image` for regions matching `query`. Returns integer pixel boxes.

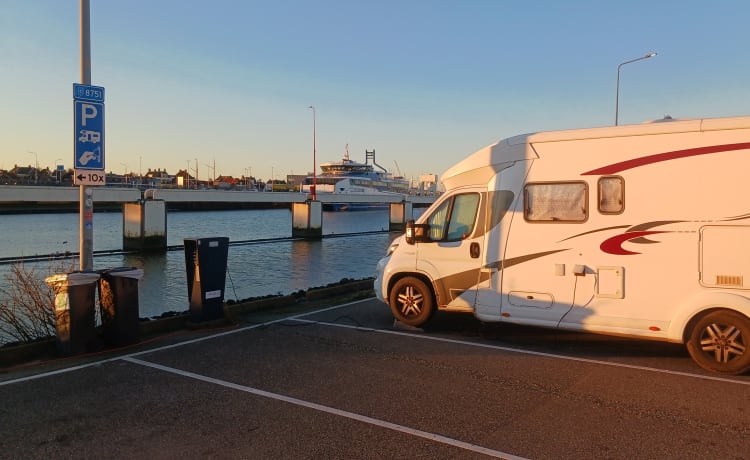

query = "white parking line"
[4,297,748,390]
[3,298,745,457]
[123,356,525,460]
[0,301,366,387]
[292,318,750,387]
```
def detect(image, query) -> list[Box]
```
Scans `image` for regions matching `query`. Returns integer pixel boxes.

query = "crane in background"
[393,160,404,179]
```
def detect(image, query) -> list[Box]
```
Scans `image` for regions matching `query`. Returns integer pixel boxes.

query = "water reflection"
[1,208,411,318]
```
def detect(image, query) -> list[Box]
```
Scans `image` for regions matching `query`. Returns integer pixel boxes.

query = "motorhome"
[374,115,750,374]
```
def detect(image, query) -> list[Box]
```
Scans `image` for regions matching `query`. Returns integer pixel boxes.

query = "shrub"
[0,260,75,346]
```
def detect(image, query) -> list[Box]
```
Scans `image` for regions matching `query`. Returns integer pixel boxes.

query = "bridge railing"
[0,185,436,207]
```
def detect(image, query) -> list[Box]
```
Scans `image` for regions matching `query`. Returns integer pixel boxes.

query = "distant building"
[215,175,240,190]
[174,169,194,189]
[144,168,174,188]
[416,174,439,195]
[286,174,308,192]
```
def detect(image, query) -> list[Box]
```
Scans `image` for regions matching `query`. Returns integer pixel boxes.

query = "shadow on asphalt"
[418,310,688,360]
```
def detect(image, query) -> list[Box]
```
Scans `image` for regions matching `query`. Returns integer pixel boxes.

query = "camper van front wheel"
[686,310,750,375]
[390,277,435,327]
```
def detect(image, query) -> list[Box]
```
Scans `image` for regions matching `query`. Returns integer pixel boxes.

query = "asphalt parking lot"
[2,298,749,459]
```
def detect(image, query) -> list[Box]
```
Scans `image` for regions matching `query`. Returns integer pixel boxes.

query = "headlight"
[386,241,399,256]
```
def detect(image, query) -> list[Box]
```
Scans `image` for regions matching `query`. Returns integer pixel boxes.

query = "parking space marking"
[0,301,365,387]
[123,356,525,460]
[4,297,748,390]
[292,318,750,387]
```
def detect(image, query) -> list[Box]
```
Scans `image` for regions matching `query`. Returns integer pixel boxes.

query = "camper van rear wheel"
[686,310,750,375]
[389,277,434,327]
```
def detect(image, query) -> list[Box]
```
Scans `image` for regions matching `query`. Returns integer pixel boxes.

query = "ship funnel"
[365,149,388,173]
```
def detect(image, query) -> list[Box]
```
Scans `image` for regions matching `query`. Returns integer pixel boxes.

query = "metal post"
[308,105,316,200]
[27,151,38,184]
[79,0,93,271]
[121,163,128,185]
[615,52,657,126]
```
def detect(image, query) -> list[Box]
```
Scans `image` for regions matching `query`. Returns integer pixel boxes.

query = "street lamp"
[120,162,128,185]
[615,52,657,126]
[26,151,38,184]
[245,166,252,190]
[308,105,317,200]
[186,160,191,189]
[204,163,215,187]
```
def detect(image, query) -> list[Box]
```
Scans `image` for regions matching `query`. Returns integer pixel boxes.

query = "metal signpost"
[78,0,98,272]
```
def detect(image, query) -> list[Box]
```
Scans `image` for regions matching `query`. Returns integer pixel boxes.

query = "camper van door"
[416,190,485,309]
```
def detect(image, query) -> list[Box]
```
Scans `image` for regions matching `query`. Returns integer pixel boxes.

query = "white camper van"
[375,115,750,374]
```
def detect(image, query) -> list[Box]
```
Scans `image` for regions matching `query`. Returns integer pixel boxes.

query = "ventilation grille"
[716,275,743,287]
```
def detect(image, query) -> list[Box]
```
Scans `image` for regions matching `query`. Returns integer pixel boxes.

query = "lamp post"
[615,52,657,126]
[204,162,215,188]
[186,160,191,189]
[26,151,38,184]
[120,162,128,185]
[245,166,252,190]
[308,105,317,200]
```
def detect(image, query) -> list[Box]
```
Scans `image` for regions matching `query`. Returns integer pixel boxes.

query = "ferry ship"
[300,147,409,210]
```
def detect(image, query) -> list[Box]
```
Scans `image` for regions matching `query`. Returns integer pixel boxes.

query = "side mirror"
[405,220,431,244]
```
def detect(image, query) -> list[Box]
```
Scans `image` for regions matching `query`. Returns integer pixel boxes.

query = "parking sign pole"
[79,0,93,271]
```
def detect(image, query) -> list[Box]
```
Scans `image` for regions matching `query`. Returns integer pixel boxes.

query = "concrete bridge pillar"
[123,199,167,251]
[389,200,413,232]
[292,200,323,239]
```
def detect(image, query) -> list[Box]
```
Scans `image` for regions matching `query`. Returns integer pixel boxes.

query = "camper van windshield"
[426,193,480,241]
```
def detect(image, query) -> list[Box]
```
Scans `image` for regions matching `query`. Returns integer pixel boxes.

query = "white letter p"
[81,103,98,126]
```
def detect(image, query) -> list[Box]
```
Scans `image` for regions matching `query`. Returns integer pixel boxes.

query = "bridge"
[0,185,437,249]
[0,185,435,212]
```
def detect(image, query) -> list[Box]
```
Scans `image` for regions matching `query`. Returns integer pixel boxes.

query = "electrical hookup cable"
[554,272,597,346]
[226,266,239,302]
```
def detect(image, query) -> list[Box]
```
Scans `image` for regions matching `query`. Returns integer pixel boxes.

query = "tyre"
[686,310,750,375]
[389,277,435,327]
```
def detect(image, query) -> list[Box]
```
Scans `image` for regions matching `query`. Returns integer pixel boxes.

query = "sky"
[2,1,750,184]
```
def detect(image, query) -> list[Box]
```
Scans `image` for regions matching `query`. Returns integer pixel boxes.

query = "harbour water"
[0,209,415,319]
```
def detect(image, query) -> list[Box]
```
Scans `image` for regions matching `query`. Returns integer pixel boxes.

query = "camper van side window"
[598,176,624,214]
[426,193,480,241]
[427,200,451,240]
[524,182,588,222]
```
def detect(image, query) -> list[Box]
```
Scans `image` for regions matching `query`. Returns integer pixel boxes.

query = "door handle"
[470,242,480,258]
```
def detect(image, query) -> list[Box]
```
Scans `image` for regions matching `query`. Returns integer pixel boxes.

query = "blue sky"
[2,1,749,183]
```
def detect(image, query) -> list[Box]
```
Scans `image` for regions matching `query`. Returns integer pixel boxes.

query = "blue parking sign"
[74,100,104,170]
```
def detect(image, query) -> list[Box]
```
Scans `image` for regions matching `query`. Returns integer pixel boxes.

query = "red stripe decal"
[582,142,750,176]
[600,231,668,255]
